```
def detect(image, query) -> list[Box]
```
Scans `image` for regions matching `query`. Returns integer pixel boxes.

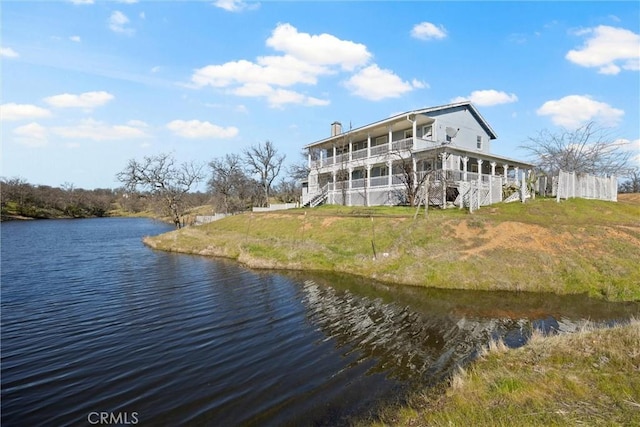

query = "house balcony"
[309,136,438,171]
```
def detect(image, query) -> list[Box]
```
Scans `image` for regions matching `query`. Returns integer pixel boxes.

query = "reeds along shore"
[365,319,640,427]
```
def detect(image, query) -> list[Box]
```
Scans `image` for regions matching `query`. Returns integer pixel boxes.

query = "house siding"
[426,106,492,154]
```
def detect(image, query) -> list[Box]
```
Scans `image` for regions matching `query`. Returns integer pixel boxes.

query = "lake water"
[2,218,638,426]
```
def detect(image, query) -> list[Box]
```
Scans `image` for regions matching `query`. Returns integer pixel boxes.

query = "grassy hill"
[144,194,640,302]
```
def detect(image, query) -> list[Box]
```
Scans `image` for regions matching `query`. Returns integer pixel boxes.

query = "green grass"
[369,320,640,427]
[145,196,640,302]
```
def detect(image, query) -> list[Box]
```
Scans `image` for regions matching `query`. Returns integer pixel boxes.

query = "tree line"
[1,177,118,219]
[3,128,638,223]
[2,141,303,223]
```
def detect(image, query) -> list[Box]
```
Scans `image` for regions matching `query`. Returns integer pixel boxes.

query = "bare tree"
[521,122,631,176]
[273,178,300,203]
[244,141,285,207]
[388,148,434,207]
[619,167,640,193]
[116,153,204,227]
[208,154,252,213]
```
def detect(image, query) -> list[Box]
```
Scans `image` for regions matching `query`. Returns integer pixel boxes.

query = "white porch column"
[331,171,336,204]
[348,167,353,206]
[307,150,311,168]
[348,139,353,161]
[440,153,449,207]
[412,117,417,149]
[440,152,448,171]
[490,161,496,176]
[388,126,393,152]
[387,160,393,188]
[477,159,483,182]
[367,133,371,158]
[503,164,509,180]
[365,164,371,206]
[462,156,469,181]
[319,149,323,167]
[333,146,337,165]
[412,156,417,193]
[514,167,520,181]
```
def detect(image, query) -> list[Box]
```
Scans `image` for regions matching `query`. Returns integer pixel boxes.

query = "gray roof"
[305,101,497,148]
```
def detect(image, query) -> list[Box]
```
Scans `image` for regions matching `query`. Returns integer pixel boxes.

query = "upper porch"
[305,102,499,172]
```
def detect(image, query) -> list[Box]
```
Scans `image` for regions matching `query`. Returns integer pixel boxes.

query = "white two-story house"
[301,101,534,208]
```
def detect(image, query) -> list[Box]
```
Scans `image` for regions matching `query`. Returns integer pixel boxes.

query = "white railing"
[351,178,365,189]
[352,148,368,160]
[370,176,389,187]
[370,144,389,156]
[391,137,413,151]
[392,174,405,185]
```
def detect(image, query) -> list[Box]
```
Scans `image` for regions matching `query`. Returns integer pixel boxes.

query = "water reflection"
[295,271,639,387]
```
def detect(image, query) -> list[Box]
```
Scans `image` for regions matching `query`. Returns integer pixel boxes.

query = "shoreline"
[143,196,640,302]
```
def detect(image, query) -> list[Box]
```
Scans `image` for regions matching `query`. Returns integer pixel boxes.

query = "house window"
[404,130,413,139]
[353,140,366,151]
[418,159,434,172]
[371,165,388,177]
[374,135,388,146]
[477,135,483,150]
[422,125,433,140]
[352,169,366,180]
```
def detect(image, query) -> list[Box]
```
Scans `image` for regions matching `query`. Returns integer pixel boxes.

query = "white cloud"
[411,22,448,41]
[44,91,114,109]
[266,23,372,71]
[69,35,81,42]
[190,23,377,107]
[566,25,640,75]
[166,120,239,138]
[108,11,134,35]
[233,84,329,108]
[411,79,429,89]
[192,57,329,89]
[13,122,48,147]
[344,64,422,101]
[126,119,149,127]
[613,138,640,166]
[52,118,149,140]
[536,95,624,128]
[69,0,94,4]
[451,89,518,106]
[0,47,19,58]
[213,0,259,12]
[1,103,52,121]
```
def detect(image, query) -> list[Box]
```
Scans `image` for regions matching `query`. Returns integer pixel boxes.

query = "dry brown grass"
[372,320,640,427]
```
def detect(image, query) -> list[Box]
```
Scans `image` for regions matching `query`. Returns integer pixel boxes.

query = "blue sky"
[2,0,639,189]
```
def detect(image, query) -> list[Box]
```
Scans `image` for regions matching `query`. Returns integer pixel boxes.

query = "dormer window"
[477,135,483,150]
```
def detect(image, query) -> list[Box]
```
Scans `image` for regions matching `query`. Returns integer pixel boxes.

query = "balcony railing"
[352,148,367,160]
[370,144,388,156]
[391,137,413,151]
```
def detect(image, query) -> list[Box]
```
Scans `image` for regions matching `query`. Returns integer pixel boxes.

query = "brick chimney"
[331,121,342,137]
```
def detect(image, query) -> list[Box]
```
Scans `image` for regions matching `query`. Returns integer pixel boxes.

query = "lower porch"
[302,169,530,209]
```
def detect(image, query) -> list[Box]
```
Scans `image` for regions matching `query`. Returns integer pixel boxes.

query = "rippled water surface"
[2,218,638,426]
